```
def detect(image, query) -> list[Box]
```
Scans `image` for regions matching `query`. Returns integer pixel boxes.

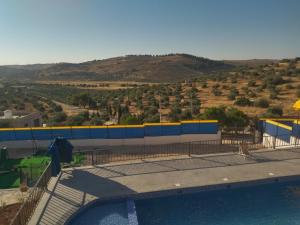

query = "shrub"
[201,83,208,88]
[256,87,263,92]
[227,87,239,100]
[66,111,89,126]
[247,90,256,98]
[52,112,67,123]
[181,110,192,120]
[269,91,278,99]
[234,97,252,106]
[90,117,103,125]
[231,77,237,83]
[119,115,142,125]
[212,88,222,96]
[247,80,256,87]
[266,106,283,117]
[254,98,269,108]
[0,120,10,128]
[144,114,160,123]
[265,75,285,86]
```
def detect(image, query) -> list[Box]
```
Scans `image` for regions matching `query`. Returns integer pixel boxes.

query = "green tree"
[228,87,239,100]
[0,120,10,128]
[52,112,67,123]
[212,88,222,96]
[225,107,249,128]
[265,106,283,117]
[71,93,93,108]
[254,98,269,108]
[234,97,252,106]
[90,116,103,125]
[201,106,227,124]
[296,89,300,98]
[66,111,89,126]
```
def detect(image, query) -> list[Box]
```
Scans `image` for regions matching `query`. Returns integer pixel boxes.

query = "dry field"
[36,80,159,90]
[196,76,300,116]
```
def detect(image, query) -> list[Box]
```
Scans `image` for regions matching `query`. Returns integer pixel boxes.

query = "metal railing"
[73,134,299,166]
[10,162,52,225]
[76,139,240,166]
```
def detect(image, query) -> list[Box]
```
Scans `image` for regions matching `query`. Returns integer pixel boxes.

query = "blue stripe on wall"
[265,122,291,143]
[292,123,300,137]
[0,122,218,142]
[90,128,108,139]
[162,125,181,136]
[144,125,162,137]
[199,123,218,134]
[182,123,198,134]
[0,130,16,141]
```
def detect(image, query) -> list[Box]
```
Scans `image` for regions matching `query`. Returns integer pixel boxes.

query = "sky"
[0,0,299,65]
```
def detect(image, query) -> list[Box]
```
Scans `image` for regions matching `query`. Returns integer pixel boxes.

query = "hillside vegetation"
[0,54,232,82]
[0,56,299,128]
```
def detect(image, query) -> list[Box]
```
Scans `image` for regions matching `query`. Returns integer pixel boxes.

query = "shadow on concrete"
[35,169,136,225]
[60,169,136,198]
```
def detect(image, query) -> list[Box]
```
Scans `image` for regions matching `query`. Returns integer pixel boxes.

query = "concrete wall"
[0,112,42,128]
[262,119,293,148]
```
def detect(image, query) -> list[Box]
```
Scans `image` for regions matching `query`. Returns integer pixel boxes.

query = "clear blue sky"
[0,0,299,65]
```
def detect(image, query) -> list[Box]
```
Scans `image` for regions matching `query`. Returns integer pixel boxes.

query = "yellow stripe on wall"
[266,120,292,131]
[0,120,218,131]
[260,118,295,121]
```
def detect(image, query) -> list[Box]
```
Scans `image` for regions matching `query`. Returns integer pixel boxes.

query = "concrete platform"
[29,148,300,225]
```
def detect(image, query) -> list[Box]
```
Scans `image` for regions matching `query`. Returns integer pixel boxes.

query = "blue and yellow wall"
[260,119,298,148]
[0,120,218,141]
[0,120,220,151]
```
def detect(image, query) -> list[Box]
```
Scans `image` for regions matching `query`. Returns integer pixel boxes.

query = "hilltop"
[0,54,234,82]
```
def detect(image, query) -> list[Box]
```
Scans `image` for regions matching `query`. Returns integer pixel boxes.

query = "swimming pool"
[68,179,300,225]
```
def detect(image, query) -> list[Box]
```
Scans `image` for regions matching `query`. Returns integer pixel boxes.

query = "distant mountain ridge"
[0,54,279,82]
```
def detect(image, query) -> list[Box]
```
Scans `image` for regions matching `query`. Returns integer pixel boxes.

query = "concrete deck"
[29,148,300,225]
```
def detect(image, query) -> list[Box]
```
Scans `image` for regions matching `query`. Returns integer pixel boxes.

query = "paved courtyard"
[29,148,300,225]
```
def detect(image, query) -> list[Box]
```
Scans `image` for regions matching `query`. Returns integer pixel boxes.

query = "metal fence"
[19,163,50,187]
[76,139,240,165]
[73,133,299,166]
[10,162,52,225]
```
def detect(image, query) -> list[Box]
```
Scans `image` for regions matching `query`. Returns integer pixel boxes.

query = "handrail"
[10,162,52,225]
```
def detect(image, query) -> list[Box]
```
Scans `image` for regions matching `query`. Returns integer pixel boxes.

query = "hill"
[0,54,233,82]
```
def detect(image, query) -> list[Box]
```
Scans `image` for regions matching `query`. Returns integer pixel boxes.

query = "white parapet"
[2,132,222,158]
[263,132,294,149]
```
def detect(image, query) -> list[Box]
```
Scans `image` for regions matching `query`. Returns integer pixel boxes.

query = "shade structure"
[293,100,300,110]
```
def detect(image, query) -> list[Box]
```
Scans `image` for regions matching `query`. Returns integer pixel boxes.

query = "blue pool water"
[69,201,129,225]
[68,179,300,225]
[136,180,300,225]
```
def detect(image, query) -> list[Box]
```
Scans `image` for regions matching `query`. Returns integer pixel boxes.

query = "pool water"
[68,179,300,225]
[69,201,129,225]
[136,180,300,225]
